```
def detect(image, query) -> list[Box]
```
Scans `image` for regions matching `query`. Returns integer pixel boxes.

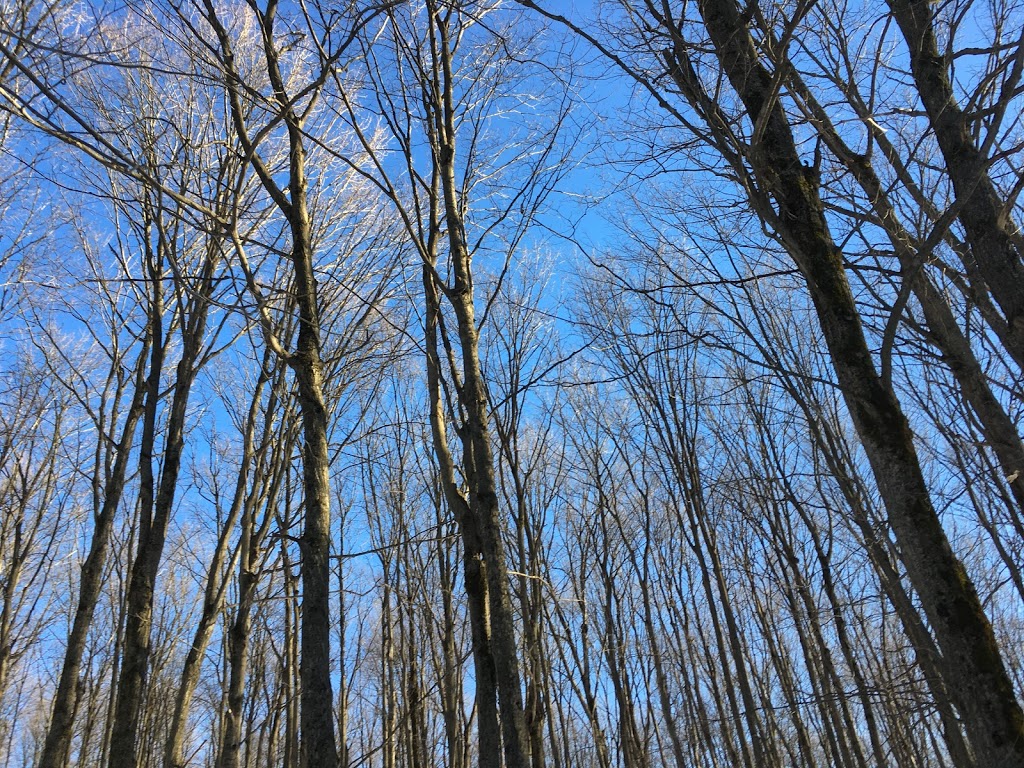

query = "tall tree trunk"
[290,192,339,768]
[422,262,502,766]
[37,342,150,768]
[108,327,201,768]
[166,361,281,768]
[675,0,1024,761]
[431,11,533,760]
[781,359,977,768]
[109,205,215,768]
[782,68,1024,513]
[434,495,467,768]
[886,0,1024,366]
[203,4,340,764]
[107,236,171,768]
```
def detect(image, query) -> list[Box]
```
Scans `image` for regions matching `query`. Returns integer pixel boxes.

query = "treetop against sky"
[0,1,1023,767]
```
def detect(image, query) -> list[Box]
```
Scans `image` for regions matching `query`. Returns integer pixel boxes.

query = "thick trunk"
[107,261,169,768]
[786,74,1024,511]
[690,0,1024,763]
[421,263,503,765]
[203,9,340,760]
[464,537,502,768]
[433,43,532,765]
[887,0,1024,366]
[422,7,533,764]
[784,370,977,768]
[452,302,532,768]
[216,565,255,768]
[292,253,338,768]
[287,162,338,768]
[109,222,216,768]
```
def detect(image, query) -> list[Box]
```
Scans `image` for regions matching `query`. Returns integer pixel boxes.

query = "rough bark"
[430,13,533,760]
[290,179,339,768]
[203,3,340,763]
[681,0,1024,763]
[783,67,1024,512]
[422,261,502,766]
[886,0,1024,366]
[106,241,169,768]
[403,5,534,766]
[779,357,977,768]
[216,560,256,768]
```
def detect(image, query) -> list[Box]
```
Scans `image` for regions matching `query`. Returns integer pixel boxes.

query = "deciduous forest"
[1,0,1023,766]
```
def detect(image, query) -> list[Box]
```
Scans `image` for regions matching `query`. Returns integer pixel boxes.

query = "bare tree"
[885,0,1024,364]
[0,352,74,762]
[332,2,571,764]
[170,3,394,765]
[514,0,1024,763]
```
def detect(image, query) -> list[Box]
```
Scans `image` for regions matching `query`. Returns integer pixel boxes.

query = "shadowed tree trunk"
[200,3,366,764]
[655,0,1024,761]
[768,51,1024,515]
[165,350,291,768]
[886,0,1024,366]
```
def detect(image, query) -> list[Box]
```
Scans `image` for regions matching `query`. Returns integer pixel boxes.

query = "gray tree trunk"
[682,0,1024,762]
